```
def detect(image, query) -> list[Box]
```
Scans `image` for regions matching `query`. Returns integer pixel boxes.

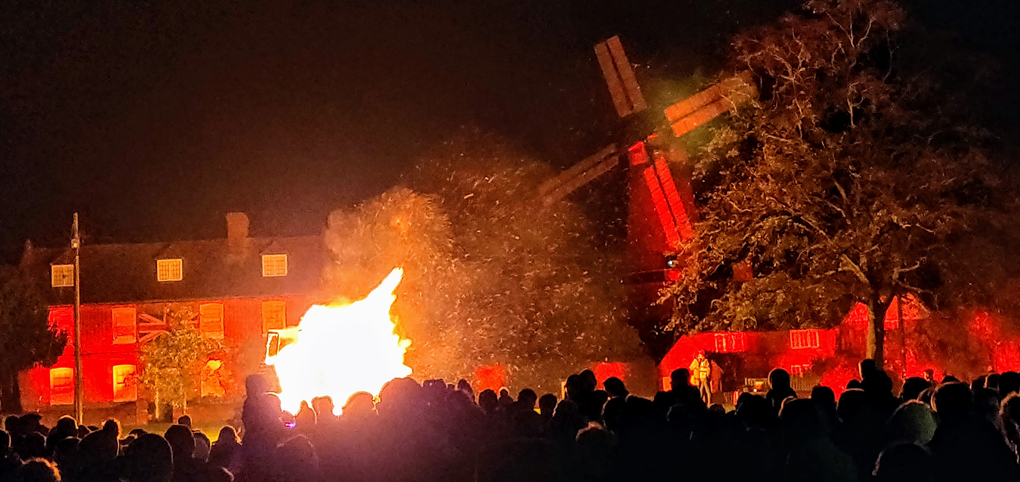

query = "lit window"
[262,301,286,332]
[50,368,73,406]
[714,332,747,353]
[156,259,183,282]
[200,303,225,339]
[112,364,137,402]
[112,307,137,344]
[790,329,820,349]
[51,264,74,288]
[262,254,288,277]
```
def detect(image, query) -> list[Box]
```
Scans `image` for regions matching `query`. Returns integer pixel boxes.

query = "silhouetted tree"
[665,0,1020,369]
[0,267,66,413]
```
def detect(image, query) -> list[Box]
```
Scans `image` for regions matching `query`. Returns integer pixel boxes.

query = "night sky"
[3,0,1019,261]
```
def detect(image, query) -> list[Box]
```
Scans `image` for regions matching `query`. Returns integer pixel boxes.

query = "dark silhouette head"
[342,391,375,419]
[163,424,195,462]
[245,374,270,397]
[768,368,791,390]
[670,368,692,389]
[126,433,173,482]
[932,382,973,422]
[55,416,77,437]
[217,426,239,445]
[811,386,836,409]
[479,389,499,414]
[102,418,121,438]
[859,359,878,380]
[498,388,513,405]
[603,377,628,399]
[580,370,597,392]
[79,430,117,464]
[311,396,336,419]
[986,373,1001,393]
[457,379,474,399]
[779,399,822,445]
[837,388,868,423]
[887,400,937,445]
[19,458,61,482]
[538,394,558,417]
[873,443,934,482]
[1000,393,1020,451]
[176,415,192,428]
[1000,371,1020,396]
[901,377,931,401]
[517,389,538,410]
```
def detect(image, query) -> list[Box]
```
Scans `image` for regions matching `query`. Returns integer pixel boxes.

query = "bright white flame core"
[267,268,411,415]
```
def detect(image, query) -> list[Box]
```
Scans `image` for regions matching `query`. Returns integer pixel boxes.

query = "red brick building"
[16,213,329,417]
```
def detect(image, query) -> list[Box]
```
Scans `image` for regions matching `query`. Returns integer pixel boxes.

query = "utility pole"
[72,213,83,423]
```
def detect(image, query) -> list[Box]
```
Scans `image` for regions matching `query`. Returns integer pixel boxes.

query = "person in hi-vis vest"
[689,350,712,405]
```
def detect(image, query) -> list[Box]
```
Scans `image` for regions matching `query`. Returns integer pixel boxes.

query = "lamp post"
[72,213,83,423]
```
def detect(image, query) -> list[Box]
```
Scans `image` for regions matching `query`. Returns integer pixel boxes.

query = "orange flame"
[267,268,411,415]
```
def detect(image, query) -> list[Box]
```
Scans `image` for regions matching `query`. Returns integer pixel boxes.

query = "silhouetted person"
[603,377,628,399]
[1001,371,1020,397]
[295,400,317,433]
[900,377,930,402]
[208,426,242,474]
[272,435,321,482]
[165,424,203,482]
[811,386,838,434]
[19,458,61,482]
[194,431,211,462]
[873,443,934,482]
[176,415,192,429]
[668,368,702,408]
[859,359,878,382]
[311,396,337,423]
[1002,393,1020,462]
[929,382,1019,481]
[766,368,796,414]
[0,430,20,482]
[538,394,557,420]
[46,416,77,454]
[887,400,937,446]
[124,433,173,482]
[780,399,856,482]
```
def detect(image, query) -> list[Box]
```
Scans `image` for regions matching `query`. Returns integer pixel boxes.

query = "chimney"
[226,212,250,248]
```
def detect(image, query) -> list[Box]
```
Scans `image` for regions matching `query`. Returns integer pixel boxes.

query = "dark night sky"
[3,0,1019,261]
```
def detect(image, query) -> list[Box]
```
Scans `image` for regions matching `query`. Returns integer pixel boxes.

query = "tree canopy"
[139,305,220,419]
[664,0,1020,368]
[0,267,67,413]
[322,136,645,393]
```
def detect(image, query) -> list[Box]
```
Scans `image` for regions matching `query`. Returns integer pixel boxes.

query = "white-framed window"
[112,307,137,344]
[51,264,74,288]
[49,367,74,406]
[713,332,746,353]
[262,254,288,277]
[790,329,821,349]
[112,364,137,402]
[199,303,225,339]
[156,259,183,282]
[262,300,286,332]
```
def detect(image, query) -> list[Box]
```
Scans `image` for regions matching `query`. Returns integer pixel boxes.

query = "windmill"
[538,36,756,352]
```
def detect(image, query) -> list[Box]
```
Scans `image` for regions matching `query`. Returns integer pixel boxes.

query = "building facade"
[16,213,329,416]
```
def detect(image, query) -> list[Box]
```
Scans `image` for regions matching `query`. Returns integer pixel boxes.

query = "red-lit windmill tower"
[539,36,756,358]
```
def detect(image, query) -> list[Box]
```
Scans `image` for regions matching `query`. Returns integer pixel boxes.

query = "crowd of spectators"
[3,360,1020,482]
